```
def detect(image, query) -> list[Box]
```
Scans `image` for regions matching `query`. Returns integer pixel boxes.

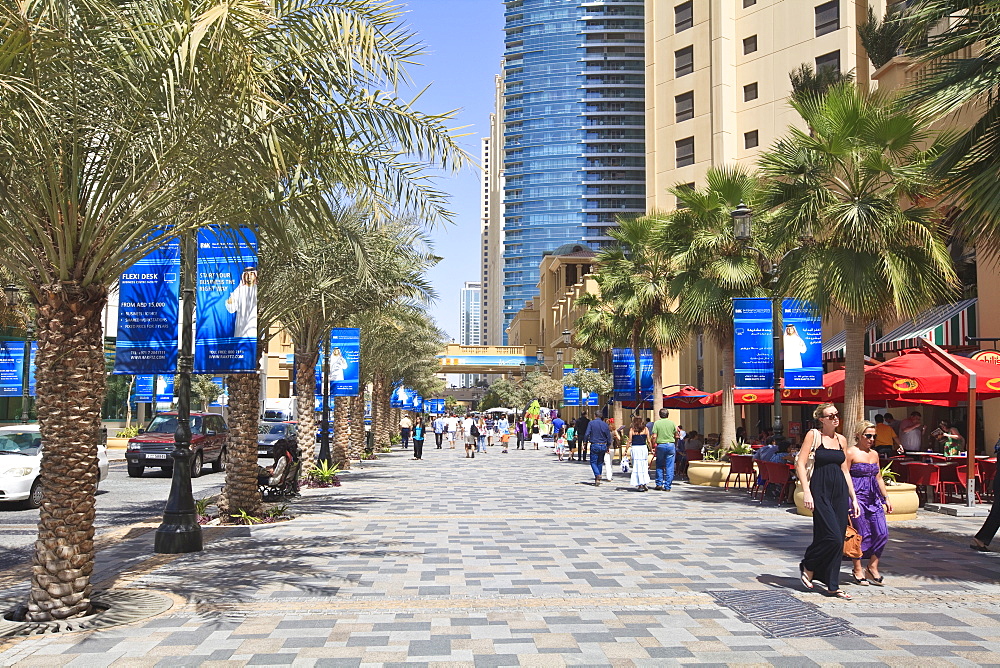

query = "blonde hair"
[813,403,836,421]
[855,420,875,442]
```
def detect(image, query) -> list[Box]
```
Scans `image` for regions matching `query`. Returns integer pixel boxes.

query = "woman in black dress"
[795,403,860,600]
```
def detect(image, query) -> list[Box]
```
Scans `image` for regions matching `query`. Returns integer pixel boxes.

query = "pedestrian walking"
[845,420,891,586]
[399,414,412,449]
[497,414,511,453]
[476,415,488,454]
[651,408,678,491]
[583,414,612,486]
[554,432,568,461]
[411,416,425,460]
[552,413,565,438]
[463,414,476,458]
[575,413,591,462]
[566,424,575,458]
[445,413,459,449]
[515,418,527,450]
[627,415,651,491]
[530,421,543,450]
[796,403,860,600]
[432,415,445,449]
[484,414,496,447]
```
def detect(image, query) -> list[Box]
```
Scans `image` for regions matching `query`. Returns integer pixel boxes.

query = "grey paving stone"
[407,638,452,656]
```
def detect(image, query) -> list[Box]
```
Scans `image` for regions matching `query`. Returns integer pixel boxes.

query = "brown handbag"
[843,518,863,559]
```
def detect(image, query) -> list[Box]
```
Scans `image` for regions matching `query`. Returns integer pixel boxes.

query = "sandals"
[864,568,884,586]
[799,562,814,590]
[826,589,852,600]
[970,537,990,552]
[851,572,869,586]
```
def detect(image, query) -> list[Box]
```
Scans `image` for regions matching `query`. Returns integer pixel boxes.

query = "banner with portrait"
[114,239,180,374]
[782,299,823,389]
[734,298,774,390]
[329,328,360,397]
[195,227,258,373]
[611,348,653,402]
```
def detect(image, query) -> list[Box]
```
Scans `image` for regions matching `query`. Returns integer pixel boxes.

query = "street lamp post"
[4,285,33,423]
[318,334,331,466]
[732,202,812,440]
[154,233,203,554]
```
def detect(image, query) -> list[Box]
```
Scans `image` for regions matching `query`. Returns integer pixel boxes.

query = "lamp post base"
[154,518,204,554]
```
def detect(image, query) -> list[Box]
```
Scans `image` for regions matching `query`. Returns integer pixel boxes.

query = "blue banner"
[585,368,600,406]
[0,342,24,396]
[114,239,180,373]
[734,298,774,390]
[563,367,581,406]
[209,376,227,407]
[424,398,446,414]
[134,374,155,402]
[195,228,258,373]
[27,342,36,397]
[390,383,406,408]
[611,348,653,402]
[783,299,823,389]
[330,328,360,397]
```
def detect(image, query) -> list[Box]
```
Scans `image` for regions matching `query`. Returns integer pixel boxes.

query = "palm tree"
[901,0,1000,247]
[658,166,770,451]
[0,0,466,621]
[595,216,688,415]
[758,82,957,436]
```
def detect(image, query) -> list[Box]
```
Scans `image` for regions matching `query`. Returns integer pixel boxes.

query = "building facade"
[502,0,646,340]
[459,281,484,388]
[644,0,874,210]
[481,68,506,347]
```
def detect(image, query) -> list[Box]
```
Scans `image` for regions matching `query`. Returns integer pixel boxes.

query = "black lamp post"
[4,284,34,424]
[154,233,203,554]
[732,202,813,440]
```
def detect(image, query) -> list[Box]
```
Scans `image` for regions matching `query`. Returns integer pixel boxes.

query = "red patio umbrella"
[663,386,713,409]
[864,348,1000,403]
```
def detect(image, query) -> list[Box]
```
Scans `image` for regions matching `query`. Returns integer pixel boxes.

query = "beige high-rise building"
[481,66,506,347]
[645,0,880,210]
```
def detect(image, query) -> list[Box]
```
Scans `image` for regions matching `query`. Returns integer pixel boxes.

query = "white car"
[0,425,109,508]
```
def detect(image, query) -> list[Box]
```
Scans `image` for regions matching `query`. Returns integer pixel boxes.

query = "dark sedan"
[258,421,297,459]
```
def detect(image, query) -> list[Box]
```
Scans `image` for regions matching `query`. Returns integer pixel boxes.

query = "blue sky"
[399,0,504,342]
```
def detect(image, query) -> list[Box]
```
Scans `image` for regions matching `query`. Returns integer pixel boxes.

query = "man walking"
[583,414,612,486]
[463,413,475,457]
[574,412,591,462]
[651,408,678,491]
[432,415,445,449]
[399,413,412,450]
[444,413,459,449]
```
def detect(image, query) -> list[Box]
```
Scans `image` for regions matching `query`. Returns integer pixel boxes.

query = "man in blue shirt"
[552,415,566,437]
[583,415,612,486]
[432,416,445,449]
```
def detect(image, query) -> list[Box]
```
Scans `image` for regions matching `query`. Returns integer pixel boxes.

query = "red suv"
[126,412,229,478]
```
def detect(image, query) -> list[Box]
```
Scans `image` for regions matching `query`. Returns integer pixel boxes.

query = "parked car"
[258,421,297,459]
[126,412,228,478]
[0,425,109,509]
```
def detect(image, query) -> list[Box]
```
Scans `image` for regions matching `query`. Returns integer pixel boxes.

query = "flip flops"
[799,562,814,590]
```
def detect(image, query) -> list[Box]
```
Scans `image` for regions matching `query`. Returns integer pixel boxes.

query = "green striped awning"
[871,299,977,354]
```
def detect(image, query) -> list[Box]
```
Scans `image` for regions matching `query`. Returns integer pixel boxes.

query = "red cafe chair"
[762,461,793,505]
[980,459,997,501]
[725,454,755,490]
[751,458,770,501]
[939,463,983,504]
[685,448,703,462]
[902,462,942,505]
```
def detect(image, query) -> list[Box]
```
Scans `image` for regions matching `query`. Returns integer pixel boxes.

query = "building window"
[744,130,759,149]
[815,1,840,36]
[674,1,693,32]
[675,91,694,123]
[676,137,695,167]
[743,82,758,101]
[815,50,841,73]
[675,46,694,77]
[743,35,757,55]
[743,0,756,6]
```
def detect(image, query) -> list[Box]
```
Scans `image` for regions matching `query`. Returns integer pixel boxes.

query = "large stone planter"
[106,437,130,453]
[793,481,918,521]
[688,461,732,487]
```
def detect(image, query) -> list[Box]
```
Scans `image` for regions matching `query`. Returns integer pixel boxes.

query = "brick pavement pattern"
[2,445,1000,666]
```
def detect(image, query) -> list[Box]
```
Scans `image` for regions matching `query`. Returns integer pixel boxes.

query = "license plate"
[146,453,168,460]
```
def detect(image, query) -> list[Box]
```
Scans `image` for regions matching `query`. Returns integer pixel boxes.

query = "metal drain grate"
[709,590,870,638]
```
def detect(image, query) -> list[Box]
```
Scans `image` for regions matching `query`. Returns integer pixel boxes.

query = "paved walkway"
[2,443,1000,666]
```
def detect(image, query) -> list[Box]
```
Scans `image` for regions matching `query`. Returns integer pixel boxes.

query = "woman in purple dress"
[845,420,892,586]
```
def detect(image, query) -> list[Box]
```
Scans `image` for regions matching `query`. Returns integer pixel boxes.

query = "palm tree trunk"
[333,396,350,469]
[221,373,263,518]
[349,393,365,458]
[27,286,106,622]
[631,326,642,413]
[719,336,737,455]
[843,314,867,439]
[294,349,319,478]
[652,348,664,417]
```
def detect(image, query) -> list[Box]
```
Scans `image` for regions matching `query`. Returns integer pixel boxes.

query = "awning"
[822,324,881,362]
[871,298,977,354]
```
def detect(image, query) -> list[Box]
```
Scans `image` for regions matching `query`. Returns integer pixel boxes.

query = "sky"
[397,0,504,343]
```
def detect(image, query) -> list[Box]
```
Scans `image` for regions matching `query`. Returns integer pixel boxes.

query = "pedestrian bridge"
[436,344,539,375]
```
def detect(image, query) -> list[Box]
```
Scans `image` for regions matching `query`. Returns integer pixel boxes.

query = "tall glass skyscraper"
[502,0,645,338]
